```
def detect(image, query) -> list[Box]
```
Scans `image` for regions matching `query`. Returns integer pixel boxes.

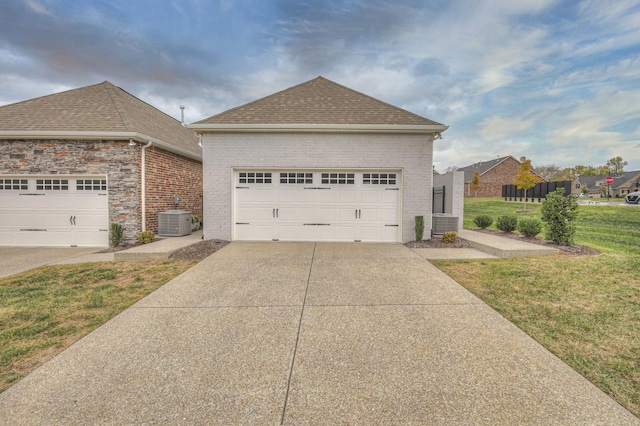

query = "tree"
[605,156,628,175]
[470,171,481,199]
[515,158,538,210]
[535,164,563,181]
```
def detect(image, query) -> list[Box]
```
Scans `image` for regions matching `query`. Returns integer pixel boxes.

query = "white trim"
[189,123,448,134]
[140,141,153,232]
[0,131,202,161]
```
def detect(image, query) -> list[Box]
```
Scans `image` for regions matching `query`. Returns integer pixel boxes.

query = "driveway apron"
[0,242,636,424]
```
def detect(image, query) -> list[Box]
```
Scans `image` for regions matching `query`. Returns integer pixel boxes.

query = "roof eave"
[0,131,202,161]
[188,123,448,134]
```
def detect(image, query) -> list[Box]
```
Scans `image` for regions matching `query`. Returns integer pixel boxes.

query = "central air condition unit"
[432,213,459,235]
[158,210,192,236]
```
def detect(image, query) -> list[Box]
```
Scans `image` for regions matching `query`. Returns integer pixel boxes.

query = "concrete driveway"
[0,242,637,424]
[0,247,102,279]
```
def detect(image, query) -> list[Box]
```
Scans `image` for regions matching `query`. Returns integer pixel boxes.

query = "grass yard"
[0,260,195,393]
[434,197,640,416]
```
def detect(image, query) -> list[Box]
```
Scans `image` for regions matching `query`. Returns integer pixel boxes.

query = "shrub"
[541,188,579,245]
[473,215,493,229]
[138,230,155,244]
[110,222,124,247]
[518,218,542,238]
[415,216,425,242]
[496,215,518,233]
[442,231,457,243]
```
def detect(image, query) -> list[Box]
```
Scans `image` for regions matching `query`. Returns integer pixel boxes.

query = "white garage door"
[0,176,109,247]
[234,170,400,242]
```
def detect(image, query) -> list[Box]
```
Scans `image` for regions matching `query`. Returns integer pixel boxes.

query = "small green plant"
[110,223,124,247]
[191,214,200,224]
[415,216,425,242]
[442,231,457,243]
[518,218,542,237]
[138,230,155,244]
[473,215,493,229]
[496,215,518,233]
[541,188,579,245]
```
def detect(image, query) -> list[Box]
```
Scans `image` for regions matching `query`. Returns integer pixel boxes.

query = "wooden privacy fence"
[502,181,572,203]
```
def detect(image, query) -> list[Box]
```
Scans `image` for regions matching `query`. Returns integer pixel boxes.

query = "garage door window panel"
[238,172,272,184]
[321,173,354,185]
[36,179,69,191]
[280,172,313,184]
[363,173,397,185]
[0,179,29,191]
[77,179,107,191]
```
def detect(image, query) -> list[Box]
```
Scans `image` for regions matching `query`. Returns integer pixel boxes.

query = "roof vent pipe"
[180,105,185,126]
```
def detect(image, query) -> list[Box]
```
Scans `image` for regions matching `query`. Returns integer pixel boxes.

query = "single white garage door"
[234,170,400,242]
[0,176,109,247]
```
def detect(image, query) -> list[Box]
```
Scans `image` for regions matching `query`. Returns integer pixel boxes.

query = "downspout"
[141,140,153,231]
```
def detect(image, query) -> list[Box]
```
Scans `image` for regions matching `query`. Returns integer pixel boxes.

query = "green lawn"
[434,197,640,417]
[0,260,195,393]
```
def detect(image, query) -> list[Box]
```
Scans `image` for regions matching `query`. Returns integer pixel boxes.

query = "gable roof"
[191,76,447,134]
[457,156,517,182]
[579,171,640,190]
[0,82,201,160]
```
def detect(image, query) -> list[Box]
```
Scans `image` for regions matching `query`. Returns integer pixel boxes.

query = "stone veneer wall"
[143,146,202,233]
[0,139,141,243]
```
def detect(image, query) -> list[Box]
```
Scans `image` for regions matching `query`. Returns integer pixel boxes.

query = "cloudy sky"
[2,0,640,171]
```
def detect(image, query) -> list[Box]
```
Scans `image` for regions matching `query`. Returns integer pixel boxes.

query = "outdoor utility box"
[432,213,459,235]
[158,210,192,236]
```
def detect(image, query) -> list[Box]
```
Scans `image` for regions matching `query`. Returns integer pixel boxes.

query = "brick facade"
[143,146,203,233]
[202,132,434,243]
[0,139,202,244]
[465,157,542,197]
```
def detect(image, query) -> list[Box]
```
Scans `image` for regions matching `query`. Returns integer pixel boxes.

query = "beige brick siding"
[143,146,203,233]
[202,132,434,243]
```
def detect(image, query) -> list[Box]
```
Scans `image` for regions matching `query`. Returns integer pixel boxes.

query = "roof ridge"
[0,81,107,109]
[102,81,131,131]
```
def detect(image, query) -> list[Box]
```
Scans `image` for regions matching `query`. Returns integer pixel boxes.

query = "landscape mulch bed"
[405,230,599,256]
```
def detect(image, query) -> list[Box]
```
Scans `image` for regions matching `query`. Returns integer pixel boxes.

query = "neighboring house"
[189,76,448,243]
[575,171,640,197]
[0,82,202,247]
[458,155,544,197]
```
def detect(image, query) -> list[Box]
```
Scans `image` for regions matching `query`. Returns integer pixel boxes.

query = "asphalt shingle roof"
[0,82,200,156]
[457,156,515,182]
[194,76,444,126]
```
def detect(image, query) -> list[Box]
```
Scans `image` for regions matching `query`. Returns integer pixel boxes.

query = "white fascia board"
[188,123,449,134]
[0,131,202,162]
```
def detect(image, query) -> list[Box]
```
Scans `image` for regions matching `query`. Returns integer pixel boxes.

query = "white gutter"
[187,123,449,134]
[140,140,153,232]
[0,131,202,161]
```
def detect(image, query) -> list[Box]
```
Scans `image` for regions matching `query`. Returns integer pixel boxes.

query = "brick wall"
[465,157,543,197]
[202,132,434,243]
[0,139,141,243]
[143,146,203,233]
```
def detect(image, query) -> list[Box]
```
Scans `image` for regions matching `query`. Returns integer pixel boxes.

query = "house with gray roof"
[190,76,448,243]
[576,171,640,197]
[457,155,544,197]
[0,82,202,246]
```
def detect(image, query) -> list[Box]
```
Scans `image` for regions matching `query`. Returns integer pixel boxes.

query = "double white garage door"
[0,176,109,247]
[234,170,401,242]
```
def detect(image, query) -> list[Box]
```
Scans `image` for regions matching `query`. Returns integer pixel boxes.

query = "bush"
[442,231,457,243]
[542,188,579,245]
[138,230,155,244]
[415,216,425,242]
[496,215,518,233]
[110,222,124,247]
[473,215,493,229]
[518,218,542,238]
